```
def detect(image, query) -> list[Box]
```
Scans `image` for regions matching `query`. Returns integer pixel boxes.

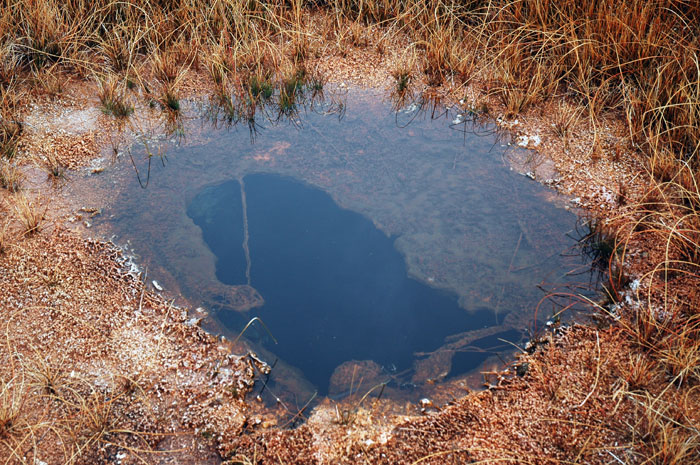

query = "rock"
[412,350,453,385]
[328,360,386,398]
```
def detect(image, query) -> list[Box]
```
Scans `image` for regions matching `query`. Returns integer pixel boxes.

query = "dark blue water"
[188,174,497,392]
[188,182,247,284]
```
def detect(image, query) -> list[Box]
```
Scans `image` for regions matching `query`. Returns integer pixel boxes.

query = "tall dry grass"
[4,0,691,177]
[0,1,697,171]
[326,0,699,174]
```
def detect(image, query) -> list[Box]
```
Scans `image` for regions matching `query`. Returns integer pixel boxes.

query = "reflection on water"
[81,89,595,402]
[188,174,498,393]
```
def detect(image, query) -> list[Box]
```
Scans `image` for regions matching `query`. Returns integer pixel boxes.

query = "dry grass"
[98,76,134,119]
[0,0,689,174]
[327,0,699,171]
[0,376,26,442]
[13,194,44,236]
[0,88,22,160]
[0,375,35,465]
[36,150,66,182]
[618,388,700,465]
[390,47,418,98]
[0,220,9,255]
[593,178,700,461]
[551,102,582,145]
[0,228,267,464]
[0,159,21,192]
[0,359,157,464]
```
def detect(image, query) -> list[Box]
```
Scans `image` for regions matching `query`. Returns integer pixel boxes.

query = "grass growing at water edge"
[14,194,44,236]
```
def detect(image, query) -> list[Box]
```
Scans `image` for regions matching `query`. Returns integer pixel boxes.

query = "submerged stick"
[239,177,252,285]
[284,391,318,428]
[233,317,278,345]
[357,382,388,408]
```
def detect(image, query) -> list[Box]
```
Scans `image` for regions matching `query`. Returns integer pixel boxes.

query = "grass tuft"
[98,77,133,118]
[14,194,44,236]
[0,159,22,192]
[249,72,274,101]
[391,49,417,96]
[0,221,9,255]
[38,150,66,181]
[309,72,325,94]
[620,353,659,391]
[0,376,27,441]
[162,85,180,112]
[277,65,307,115]
[657,316,700,386]
[552,102,581,145]
[26,355,67,397]
[0,90,22,160]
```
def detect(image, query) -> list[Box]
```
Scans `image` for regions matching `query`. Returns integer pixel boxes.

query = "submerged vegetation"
[0,0,699,462]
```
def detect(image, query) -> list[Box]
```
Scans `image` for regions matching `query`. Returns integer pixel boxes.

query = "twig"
[575,331,600,408]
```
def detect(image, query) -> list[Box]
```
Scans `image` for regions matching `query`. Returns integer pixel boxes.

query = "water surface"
[189,174,499,391]
[82,90,593,400]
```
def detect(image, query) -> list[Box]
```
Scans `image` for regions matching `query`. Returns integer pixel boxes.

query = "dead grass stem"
[13,194,44,236]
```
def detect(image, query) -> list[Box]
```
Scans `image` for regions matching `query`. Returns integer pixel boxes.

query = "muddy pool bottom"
[190,174,529,401]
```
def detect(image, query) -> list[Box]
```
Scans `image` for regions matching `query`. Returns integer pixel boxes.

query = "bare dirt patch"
[0,221,264,464]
